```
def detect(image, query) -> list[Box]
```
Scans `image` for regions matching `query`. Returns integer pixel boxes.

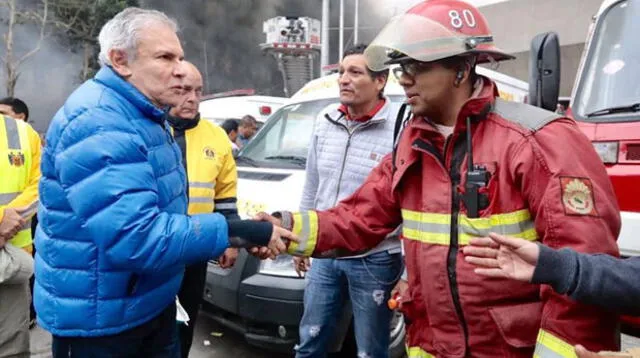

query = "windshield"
[573,0,640,122]
[238,99,337,168]
[238,96,405,168]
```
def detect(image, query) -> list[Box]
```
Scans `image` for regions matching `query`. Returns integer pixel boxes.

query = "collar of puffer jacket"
[94,66,168,123]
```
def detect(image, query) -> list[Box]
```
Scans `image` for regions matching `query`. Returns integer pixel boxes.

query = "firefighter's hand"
[293,257,310,277]
[462,232,539,282]
[0,208,26,243]
[218,248,238,269]
[265,225,298,259]
[575,345,633,357]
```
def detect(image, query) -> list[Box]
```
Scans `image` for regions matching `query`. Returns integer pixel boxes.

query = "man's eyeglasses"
[392,61,432,80]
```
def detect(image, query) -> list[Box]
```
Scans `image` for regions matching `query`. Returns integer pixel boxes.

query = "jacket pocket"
[489,301,542,348]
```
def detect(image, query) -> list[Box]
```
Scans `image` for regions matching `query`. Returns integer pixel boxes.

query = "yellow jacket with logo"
[170,117,239,219]
[0,114,41,251]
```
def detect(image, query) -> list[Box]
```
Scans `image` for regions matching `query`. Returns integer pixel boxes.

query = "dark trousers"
[52,303,179,358]
[30,214,38,323]
[177,261,208,358]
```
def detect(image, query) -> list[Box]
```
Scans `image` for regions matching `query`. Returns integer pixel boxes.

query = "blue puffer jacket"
[34,67,229,337]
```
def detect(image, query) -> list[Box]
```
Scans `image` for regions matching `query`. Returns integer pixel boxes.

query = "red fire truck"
[532,0,640,332]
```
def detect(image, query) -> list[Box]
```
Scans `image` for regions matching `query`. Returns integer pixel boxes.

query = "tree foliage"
[51,0,138,81]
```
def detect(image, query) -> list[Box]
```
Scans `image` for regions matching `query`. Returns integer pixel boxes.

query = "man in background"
[167,62,240,358]
[0,97,30,123]
[236,114,257,148]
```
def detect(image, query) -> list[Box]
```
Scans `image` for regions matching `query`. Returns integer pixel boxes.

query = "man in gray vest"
[293,44,402,358]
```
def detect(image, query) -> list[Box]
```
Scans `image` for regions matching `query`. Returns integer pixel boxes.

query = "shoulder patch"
[560,176,598,217]
[492,98,562,131]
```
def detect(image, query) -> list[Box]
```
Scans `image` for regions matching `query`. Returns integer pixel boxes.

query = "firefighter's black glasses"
[392,61,433,80]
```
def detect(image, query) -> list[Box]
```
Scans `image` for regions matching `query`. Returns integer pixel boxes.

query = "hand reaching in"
[293,257,310,277]
[462,233,540,282]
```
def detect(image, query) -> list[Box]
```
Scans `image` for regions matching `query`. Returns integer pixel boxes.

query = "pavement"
[29,312,640,357]
[29,311,292,358]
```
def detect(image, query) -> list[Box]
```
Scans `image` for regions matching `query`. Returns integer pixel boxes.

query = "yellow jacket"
[0,114,41,251]
[170,117,239,218]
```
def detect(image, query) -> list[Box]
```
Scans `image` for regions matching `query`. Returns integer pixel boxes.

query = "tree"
[1,0,49,97]
[51,0,138,82]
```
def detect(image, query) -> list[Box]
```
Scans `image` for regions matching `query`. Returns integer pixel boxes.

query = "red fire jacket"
[282,78,621,357]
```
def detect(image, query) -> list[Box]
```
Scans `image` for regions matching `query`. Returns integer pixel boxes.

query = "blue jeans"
[52,303,180,358]
[295,251,403,358]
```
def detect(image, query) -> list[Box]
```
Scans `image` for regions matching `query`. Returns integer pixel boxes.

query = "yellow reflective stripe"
[3,115,21,149]
[288,211,318,256]
[0,192,19,205]
[406,346,435,358]
[9,227,32,249]
[189,181,215,189]
[534,330,577,358]
[189,197,214,204]
[402,227,450,245]
[401,209,450,225]
[459,227,538,245]
[402,208,538,246]
[459,209,531,229]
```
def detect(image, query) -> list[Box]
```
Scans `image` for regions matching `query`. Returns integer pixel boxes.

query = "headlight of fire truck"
[593,141,619,164]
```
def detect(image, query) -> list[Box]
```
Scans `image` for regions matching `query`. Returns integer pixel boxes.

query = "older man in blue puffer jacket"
[34,7,293,357]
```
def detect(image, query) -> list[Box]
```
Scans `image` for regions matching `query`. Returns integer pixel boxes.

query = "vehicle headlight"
[259,254,304,278]
[593,141,619,164]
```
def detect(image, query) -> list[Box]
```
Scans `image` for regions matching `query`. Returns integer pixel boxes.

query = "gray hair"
[98,7,178,67]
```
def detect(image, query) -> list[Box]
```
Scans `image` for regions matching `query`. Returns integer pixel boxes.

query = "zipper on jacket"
[328,117,376,206]
[415,135,470,352]
[447,134,470,351]
[333,134,353,205]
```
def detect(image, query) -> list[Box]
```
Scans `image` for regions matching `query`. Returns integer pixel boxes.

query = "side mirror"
[529,32,561,111]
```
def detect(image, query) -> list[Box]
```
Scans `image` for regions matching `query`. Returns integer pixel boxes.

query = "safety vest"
[172,120,237,215]
[0,114,34,249]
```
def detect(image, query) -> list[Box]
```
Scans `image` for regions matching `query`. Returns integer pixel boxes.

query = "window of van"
[236,96,405,169]
[237,99,337,169]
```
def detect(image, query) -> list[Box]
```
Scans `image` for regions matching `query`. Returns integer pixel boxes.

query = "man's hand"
[293,257,310,277]
[389,279,409,310]
[253,212,282,226]
[461,233,540,282]
[218,248,238,269]
[248,246,273,260]
[575,345,634,357]
[249,212,285,260]
[0,208,26,244]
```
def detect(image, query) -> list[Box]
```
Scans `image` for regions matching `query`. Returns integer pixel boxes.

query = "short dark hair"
[221,119,239,134]
[240,115,257,127]
[342,44,389,97]
[0,97,29,122]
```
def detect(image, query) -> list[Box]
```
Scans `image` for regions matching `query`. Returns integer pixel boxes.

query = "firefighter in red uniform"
[255,0,621,356]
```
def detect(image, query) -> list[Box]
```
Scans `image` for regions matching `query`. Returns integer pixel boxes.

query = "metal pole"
[339,0,344,60]
[354,0,359,44]
[321,0,330,73]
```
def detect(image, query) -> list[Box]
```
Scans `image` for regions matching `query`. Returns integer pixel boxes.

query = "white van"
[202,68,529,356]
[198,90,288,125]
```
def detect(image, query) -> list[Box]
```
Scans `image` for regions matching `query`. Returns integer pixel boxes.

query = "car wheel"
[389,310,406,358]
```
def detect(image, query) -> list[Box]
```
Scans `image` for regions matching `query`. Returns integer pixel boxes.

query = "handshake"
[248,212,298,260]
